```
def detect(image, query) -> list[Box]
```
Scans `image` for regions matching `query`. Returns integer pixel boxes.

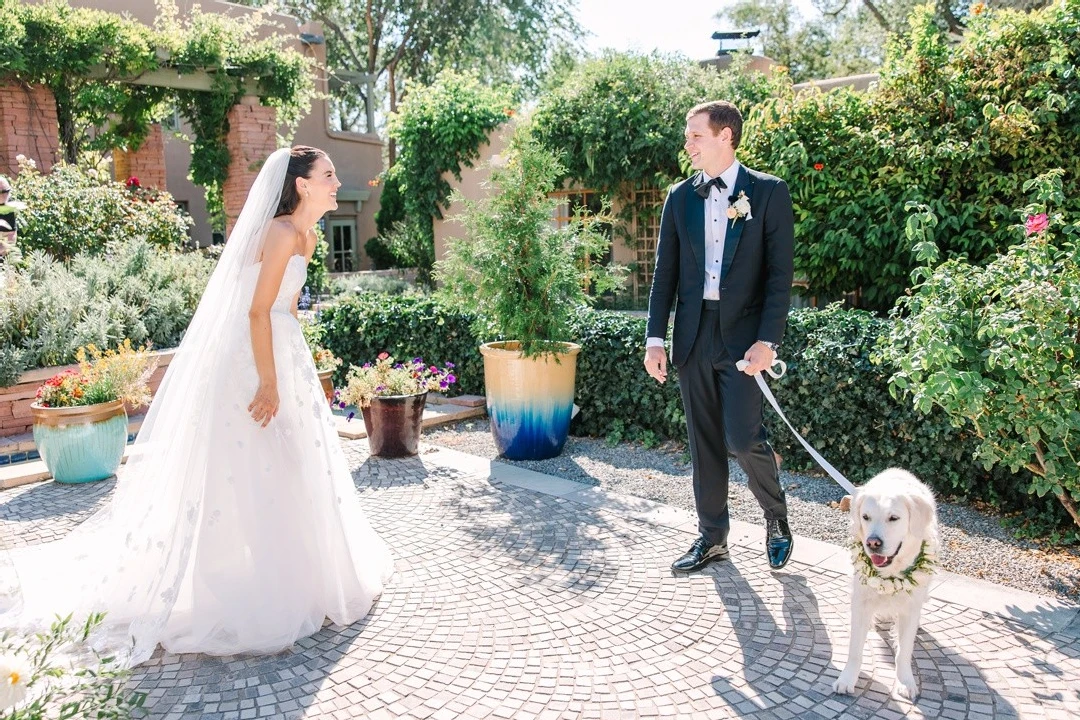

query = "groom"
[643,100,795,571]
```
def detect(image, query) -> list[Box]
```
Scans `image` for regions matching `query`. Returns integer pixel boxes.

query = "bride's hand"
[248,384,279,427]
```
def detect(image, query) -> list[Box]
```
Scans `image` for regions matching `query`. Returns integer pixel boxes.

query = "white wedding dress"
[1,150,393,664]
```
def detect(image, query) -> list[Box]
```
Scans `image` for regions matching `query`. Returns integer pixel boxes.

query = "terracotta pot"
[31,399,128,483]
[317,369,334,404]
[360,391,427,458]
[479,341,580,460]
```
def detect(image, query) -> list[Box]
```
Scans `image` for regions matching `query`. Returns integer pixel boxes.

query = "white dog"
[832,468,939,700]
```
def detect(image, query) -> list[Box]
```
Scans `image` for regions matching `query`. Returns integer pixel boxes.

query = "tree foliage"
[531,51,790,194]
[244,0,580,145]
[718,0,887,83]
[739,0,1080,309]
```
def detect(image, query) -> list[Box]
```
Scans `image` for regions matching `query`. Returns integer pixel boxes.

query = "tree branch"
[861,0,891,32]
[939,0,967,36]
[316,12,370,73]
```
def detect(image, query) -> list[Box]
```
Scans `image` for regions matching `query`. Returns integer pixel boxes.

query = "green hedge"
[317,292,484,395]
[320,296,1071,535]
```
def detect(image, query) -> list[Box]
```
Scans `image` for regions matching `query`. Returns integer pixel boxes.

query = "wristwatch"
[758,340,780,352]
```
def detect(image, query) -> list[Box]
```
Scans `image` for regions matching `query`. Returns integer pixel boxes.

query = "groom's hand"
[741,342,776,375]
[643,346,668,384]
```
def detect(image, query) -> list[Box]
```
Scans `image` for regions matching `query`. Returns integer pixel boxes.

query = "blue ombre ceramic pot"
[480,341,580,460]
[31,399,128,483]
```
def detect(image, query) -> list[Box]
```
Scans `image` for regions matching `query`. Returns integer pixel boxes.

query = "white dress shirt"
[647,160,741,349]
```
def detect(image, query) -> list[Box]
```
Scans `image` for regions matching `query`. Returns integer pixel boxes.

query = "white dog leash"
[737,358,858,495]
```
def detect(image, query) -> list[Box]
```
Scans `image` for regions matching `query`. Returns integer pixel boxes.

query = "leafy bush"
[363,236,398,270]
[329,273,415,297]
[318,295,1072,536]
[880,171,1080,538]
[0,238,213,385]
[304,223,329,294]
[11,157,191,259]
[384,69,515,282]
[318,292,482,395]
[740,1,1080,309]
[532,51,790,193]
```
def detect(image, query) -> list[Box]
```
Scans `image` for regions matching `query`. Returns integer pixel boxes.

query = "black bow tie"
[695,175,727,198]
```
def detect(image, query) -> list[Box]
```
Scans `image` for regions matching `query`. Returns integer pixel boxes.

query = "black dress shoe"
[671,536,729,573]
[766,518,793,569]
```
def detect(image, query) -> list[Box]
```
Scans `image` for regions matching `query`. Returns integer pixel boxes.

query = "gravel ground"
[424,418,1080,604]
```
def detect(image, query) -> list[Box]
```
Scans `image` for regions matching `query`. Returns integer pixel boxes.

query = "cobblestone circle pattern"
[1,440,1078,719]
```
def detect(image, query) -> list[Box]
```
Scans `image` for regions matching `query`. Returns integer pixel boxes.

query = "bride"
[1,146,393,664]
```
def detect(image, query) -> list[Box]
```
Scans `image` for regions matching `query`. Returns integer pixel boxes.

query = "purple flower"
[446,362,455,369]
[375,385,385,393]
[439,380,448,389]
[347,411,355,421]
[447,374,456,384]
[362,363,371,368]
[338,401,347,409]
[412,357,423,364]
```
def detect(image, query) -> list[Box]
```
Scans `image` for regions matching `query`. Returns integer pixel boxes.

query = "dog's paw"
[892,677,919,701]
[832,673,859,695]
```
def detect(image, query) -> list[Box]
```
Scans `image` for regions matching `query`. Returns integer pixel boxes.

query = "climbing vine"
[0,0,314,217]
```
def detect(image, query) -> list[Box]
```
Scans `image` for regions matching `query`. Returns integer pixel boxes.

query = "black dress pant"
[677,304,787,546]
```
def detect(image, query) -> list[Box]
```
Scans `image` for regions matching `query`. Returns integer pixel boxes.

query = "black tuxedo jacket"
[646,165,795,367]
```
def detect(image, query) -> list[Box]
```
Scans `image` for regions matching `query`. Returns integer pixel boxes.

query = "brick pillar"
[0,82,60,177]
[223,97,277,238]
[113,123,167,189]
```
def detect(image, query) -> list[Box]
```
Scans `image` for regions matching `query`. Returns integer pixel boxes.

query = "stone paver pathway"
[1,440,1078,719]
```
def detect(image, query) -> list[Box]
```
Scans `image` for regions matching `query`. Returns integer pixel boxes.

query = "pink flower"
[1025,213,1049,236]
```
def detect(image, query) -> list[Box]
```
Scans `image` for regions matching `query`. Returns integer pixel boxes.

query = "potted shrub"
[30,340,157,484]
[436,130,624,460]
[340,353,456,457]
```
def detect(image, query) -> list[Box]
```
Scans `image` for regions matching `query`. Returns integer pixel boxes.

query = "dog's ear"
[849,490,865,541]
[905,488,938,541]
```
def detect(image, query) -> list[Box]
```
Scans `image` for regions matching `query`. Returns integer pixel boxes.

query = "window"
[631,189,665,300]
[329,219,357,272]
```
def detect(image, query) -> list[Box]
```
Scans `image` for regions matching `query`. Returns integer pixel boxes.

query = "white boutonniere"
[726,191,751,227]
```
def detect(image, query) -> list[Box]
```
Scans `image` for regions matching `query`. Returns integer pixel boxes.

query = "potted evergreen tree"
[436,130,624,460]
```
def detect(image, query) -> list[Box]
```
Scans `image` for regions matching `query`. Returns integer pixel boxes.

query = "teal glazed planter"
[31,400,128,484]
[361,391,427,457]
[479,341,580,461]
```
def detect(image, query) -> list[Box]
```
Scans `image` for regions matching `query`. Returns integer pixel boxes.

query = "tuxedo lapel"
[721,166,755,280]
[685,172,706,276]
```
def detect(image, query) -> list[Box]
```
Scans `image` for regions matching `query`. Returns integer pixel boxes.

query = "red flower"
[813,163,824,171]
[1025,213,1049,236]
[125,176,141,189]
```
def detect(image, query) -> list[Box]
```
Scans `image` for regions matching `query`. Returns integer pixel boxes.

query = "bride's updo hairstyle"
[274,145,328,217]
